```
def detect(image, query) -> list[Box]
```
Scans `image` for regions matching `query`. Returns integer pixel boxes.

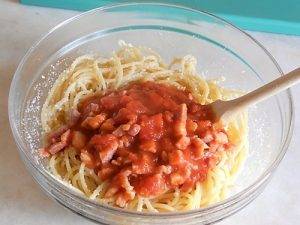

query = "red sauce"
[41,81,231,207]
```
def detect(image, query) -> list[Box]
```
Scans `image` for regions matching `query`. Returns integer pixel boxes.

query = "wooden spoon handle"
[213,67,300,122]
[231,67,300,109]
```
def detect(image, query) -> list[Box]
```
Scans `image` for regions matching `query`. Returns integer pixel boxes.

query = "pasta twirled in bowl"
[40,42,248,212]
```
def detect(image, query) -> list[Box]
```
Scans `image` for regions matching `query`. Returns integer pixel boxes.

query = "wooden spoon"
[211,67,300,122]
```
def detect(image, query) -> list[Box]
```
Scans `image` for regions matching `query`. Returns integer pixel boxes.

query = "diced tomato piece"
[168,150,185,167]
[160,137,174,152]
[126,100,147,114]
[100,94,120,110]
[197,120,212,134]
[120,95,133,106]
[139,113,164,141]
[90,134,117,146]
[146,91,165,110]
[132,152,155,174]
[135,174,166,197]
[180,179,195,192]
[114,108,137,124]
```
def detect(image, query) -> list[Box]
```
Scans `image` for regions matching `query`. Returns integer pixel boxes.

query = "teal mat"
[20,0,300,36]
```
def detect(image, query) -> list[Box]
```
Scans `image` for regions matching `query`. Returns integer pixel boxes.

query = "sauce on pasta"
[40,43,248,211]
[41,81,232,207]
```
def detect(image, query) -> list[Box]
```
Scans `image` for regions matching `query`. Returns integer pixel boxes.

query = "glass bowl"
[8,3,294,225]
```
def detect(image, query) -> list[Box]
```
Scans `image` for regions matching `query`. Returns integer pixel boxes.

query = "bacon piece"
[38,148,50,158]
[81,102,100,118]
[169,150,185,167]
[214,132,228,144]
[99,146,118,164]
[112,126,126,137]
[191,137,208,159]
[71,131,87,149]
[202,130,214,143]
[139,140,157,153]
[100,118,115,131]
[118,170,134,193]
[175,136,190,150]
[164,111,173,123]
[98,166,117,180]
[44,129,71,155]
[80,150,95,169]
[132,152,155,175]
[90,134,119,164]
[107,170,135,206]
[114,108,137,124]
[81,113,107,129]
[208,140,219,153]
[156,165,172,175]
[116,192,134,208]
[60,129,71,145]
[69,108,81,126]
[186,119,198,134]
[48,142,66,155]
[47,125,69,143]
[160,137,174,152]
[170,172,186,186]
[197,120,212,134]
[100,94,120,110]
[121,124,131,131]
[161,150,168,162]
[170,166,191,186]
[174,104,187,137]
[118,135,134,148]
[127,124,141,136]
[105,186,119,198]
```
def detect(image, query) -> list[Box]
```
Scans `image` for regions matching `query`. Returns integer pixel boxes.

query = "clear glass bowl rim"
[8,2,294,218]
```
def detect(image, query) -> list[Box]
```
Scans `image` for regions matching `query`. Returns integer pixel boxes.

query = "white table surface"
[1,0,300,224]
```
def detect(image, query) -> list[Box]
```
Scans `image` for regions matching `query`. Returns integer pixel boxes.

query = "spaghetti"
[40,42,248,212]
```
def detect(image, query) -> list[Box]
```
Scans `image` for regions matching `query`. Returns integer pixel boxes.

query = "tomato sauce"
[42,81,231,207]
